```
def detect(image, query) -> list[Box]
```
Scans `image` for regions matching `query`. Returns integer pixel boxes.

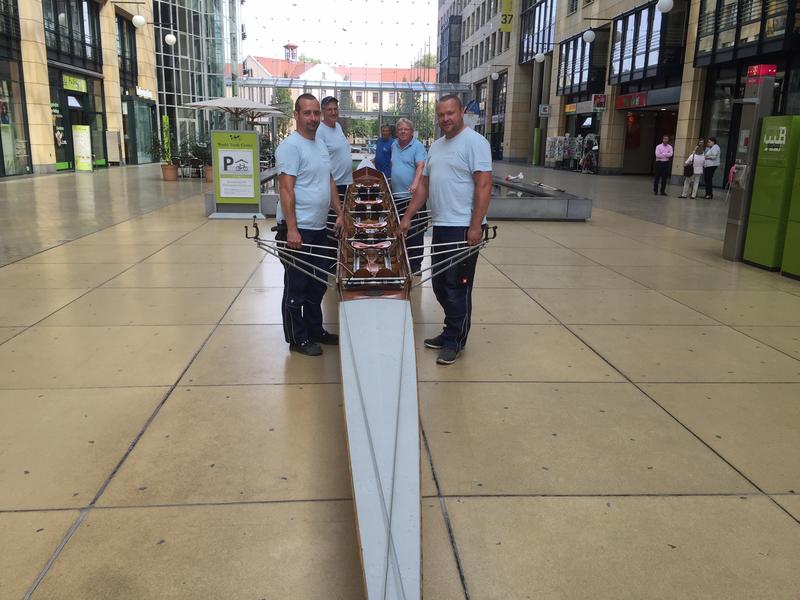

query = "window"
[372,92,379,103]
[557,31,606,95]
[355,91,363,103]
[519,0,556,64]
[116,15,138,93]
[568,0,578,14]
[695,0,793,65]
[388,92,396,103]
[608,1,680,85]
[42,0,102,72]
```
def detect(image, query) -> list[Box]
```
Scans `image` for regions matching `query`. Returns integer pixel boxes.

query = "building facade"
[153,0,241,144]
[2,0,158,177]
[440,0,800,182]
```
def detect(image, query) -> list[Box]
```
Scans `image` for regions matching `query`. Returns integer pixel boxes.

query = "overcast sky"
[241,0,438,68]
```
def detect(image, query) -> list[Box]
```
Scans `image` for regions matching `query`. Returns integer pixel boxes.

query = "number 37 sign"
[500,0,513,31]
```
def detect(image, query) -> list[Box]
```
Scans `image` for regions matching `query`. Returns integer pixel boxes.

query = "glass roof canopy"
[239,77,471,94]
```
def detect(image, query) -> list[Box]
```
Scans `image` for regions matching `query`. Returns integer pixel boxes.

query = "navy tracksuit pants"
[275,226,332,345]
[395,195,426,272]
[431,226,480,352]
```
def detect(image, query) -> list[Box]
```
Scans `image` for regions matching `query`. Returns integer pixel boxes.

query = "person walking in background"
[375,124,394,180]
[678,144,706,199]
[703,136,721,199]
[653,135,673,196]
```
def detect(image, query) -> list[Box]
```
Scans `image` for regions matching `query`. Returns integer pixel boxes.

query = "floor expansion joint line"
[22,509,89,600]
[482,251,799,526]
[0,219,210,350]
[422,423,470,600]
[18,252,264,597]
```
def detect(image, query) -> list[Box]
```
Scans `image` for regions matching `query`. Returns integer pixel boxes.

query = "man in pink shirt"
[653,135,673,196]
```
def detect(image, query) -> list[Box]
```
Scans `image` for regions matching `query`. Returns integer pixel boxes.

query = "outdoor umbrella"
[183,97,285,129]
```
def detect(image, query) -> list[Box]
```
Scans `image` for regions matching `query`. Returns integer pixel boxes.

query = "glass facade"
[608,0,687,85]
[702,56,800,187]
[42,0,103,73]
[490,71,507,159]
[0,0,31,177]
[438,15,462,83]
[519,0,556,64]
[116,14,156,165]
[695,0,800,66]
[154,0,241,144]
[557,30,607,96]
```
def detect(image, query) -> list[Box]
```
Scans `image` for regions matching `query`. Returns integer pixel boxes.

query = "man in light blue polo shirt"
[398,95,492,365]
[391,117,427,272]
[276,93,344,357]
[317,96,353,200]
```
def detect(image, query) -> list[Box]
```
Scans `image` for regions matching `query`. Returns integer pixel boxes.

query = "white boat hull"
[339,298,420,600]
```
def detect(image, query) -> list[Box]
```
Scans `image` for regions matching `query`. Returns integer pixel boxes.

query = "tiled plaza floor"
[1,165,799,599]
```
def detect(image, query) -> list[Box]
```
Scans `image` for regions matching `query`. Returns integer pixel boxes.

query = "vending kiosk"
[780,149,800,278]
[743,115,800,269]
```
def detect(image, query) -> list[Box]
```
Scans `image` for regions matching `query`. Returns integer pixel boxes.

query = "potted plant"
[158,115,178,181]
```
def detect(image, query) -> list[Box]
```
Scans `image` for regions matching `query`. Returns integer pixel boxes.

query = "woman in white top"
[703,136,721,199]
[679,145,706,199]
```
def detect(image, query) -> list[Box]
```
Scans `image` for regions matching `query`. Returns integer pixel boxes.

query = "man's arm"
[329,176,345,238]
[279,173,302,249]
[409,161,425,193]
[467,171,492,246]
[398,175,429,237]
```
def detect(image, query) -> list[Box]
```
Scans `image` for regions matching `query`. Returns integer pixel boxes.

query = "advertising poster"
[212,131,259,204]
[72,125,93,172]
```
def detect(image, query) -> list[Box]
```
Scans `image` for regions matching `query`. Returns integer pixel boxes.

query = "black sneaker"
[424,335,444,349]
[436,347,459,365]
[660,192,668,196]
[312,331,339,345]
[289,340,323,356]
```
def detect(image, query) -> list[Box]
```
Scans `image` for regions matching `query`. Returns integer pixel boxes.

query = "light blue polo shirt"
[423,127,492,227]
[390,138,427,195]
[315,121,353,186]
[275,132,332,230]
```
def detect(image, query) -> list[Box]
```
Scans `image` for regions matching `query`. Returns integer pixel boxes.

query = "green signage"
[63,74,88,93]
[212,131,260,205]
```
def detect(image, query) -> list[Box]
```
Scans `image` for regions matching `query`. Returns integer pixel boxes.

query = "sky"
[241,0,438,68]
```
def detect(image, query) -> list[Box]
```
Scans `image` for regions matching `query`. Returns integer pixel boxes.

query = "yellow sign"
[564,103,578,114]
[63,74,88,93]
[72,125,93,172]
[500,0,513,32]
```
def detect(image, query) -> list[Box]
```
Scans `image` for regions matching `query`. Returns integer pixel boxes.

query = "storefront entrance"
[122,97,157,164]
[0,56,31,177]
[622,107,678,174]
[49,69,107,171]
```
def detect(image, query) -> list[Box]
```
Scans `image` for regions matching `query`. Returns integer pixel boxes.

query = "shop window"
[519,0,556,64]
[697,0,718,55]
[695,0,794,65]
[42,0,102,72]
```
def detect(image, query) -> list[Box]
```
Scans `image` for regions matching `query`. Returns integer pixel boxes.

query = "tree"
[298,53,321,64]
[273,87,293,141]
[413,53,437,68]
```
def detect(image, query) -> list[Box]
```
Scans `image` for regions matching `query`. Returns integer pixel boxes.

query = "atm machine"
[742,115,800,269]
[781,149,800,278]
